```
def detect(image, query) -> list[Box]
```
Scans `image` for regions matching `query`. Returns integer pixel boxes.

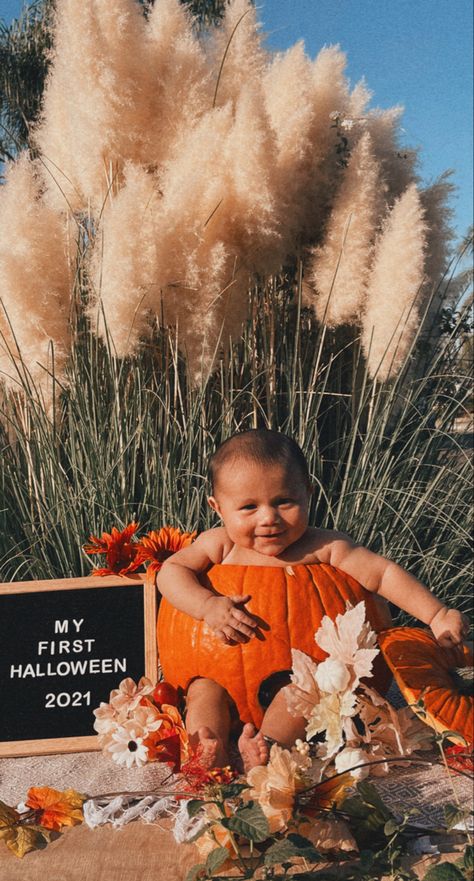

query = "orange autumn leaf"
[83,522,141,576]
[134,527,197,578]
[25,787,85,831]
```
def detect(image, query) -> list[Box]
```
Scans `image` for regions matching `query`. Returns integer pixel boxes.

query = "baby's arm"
[317,532,469,647]
[156,528,258,644]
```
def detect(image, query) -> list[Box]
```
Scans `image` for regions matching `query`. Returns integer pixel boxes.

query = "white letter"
[10,664,23,678]
[54,620,69,634]
[59,640,71,654]
[84,639,95,652]
[37,641,49,655]
[72,618,84,633]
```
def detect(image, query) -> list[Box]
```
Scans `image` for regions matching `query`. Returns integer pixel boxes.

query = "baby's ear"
[207,495,221,516]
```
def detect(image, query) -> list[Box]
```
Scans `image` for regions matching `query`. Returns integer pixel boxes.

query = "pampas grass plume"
[362,183,427,380]
[0,155,73,390]
[308,132,385,326]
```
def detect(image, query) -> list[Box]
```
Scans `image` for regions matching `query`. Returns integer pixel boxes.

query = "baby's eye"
[277,498,293,505]
[240,504,257,510]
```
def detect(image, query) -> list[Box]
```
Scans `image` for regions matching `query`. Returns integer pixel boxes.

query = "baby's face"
[208,460,311,557]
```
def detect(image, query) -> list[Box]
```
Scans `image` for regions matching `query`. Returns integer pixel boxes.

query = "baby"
[157,429,469,771]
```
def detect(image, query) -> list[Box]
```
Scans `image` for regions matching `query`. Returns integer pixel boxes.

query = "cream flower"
[315,658,351,694]
[307,690,358,758]
[93,701,120,736]
[109,676,154,715]
[105,720,149,768]
[195,803,236,863]
[315,602,379,689]
[283,649,321,717]
[246,744,303,833]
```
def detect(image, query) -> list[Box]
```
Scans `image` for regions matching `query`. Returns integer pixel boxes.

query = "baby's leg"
[186,678,232,769]
[238,684,307,772]
[260,687,307,747]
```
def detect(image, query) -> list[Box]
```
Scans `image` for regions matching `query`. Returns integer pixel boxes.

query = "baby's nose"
[259,506,280,524]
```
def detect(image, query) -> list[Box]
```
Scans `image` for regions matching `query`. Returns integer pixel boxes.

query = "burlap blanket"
[0,749,472,881]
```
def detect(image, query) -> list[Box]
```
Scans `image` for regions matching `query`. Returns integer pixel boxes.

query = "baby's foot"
[238,723,269,772]
[195,726,227,769]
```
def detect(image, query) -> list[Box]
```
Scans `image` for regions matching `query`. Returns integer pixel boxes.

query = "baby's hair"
[209,429,311,493]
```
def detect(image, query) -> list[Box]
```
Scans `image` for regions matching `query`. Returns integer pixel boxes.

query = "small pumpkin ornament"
[157,563,392,727]
[378,627,474,746]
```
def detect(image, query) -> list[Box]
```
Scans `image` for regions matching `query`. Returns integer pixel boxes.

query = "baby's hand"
[202,593,258,645]
[429,607,470,647]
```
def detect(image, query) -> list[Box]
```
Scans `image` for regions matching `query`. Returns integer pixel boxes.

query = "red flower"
[180,749,238,793]
[134,527,196,579]
[83,522,141,576]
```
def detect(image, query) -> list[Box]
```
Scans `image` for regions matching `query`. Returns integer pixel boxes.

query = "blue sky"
[1,0,472,237]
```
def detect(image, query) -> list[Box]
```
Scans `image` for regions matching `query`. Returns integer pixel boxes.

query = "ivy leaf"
[187,799,205,819]
[223,802,269,842]
[424,863,466,881]
[205,846,230,874]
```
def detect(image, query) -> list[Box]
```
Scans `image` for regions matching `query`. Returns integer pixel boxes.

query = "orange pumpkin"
[157,563,392,727]
[378,627,474,746]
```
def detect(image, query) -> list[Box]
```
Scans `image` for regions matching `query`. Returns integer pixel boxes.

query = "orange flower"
[25,787,85,831]
[83,522,141,576]
[134,527,196,579]
[142,703,189,771]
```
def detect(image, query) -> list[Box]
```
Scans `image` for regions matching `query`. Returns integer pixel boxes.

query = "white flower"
[334,747,369,780]
[340,118,354,131]
[106,720,149,768]
[315,658,351,694]
[329,110,341,120]
[315,602,379,689]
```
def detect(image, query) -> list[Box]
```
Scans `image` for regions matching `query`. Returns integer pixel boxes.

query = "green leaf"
[463,845,474,871]
[205,846,230,874]
[223,802,269,843]
[218,783,250,799]
[424,863,466,881]
[444,803,469,832]
[187,799,205,819]
[184,863,206,881]
[383,818,399,837]
[264,835,321,867]
[356,781,393,820]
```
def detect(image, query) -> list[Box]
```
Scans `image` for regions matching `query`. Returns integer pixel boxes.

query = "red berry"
[152,681,179,708]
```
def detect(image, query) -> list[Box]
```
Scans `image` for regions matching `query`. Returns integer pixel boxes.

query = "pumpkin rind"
[157,563,392,727]
[378,627,474,746]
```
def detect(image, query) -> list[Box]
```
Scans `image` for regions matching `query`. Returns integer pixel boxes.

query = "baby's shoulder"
[302,527,356,563]
[194,526,234,564]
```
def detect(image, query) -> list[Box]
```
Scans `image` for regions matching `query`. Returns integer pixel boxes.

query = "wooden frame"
[0,574,157,757]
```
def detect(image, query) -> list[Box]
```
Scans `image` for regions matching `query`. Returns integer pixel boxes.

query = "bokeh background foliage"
[0,0,472,620]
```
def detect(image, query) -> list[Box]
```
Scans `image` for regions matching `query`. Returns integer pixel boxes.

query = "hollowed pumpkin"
[157,563,392,727]
[378,627,474,746]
